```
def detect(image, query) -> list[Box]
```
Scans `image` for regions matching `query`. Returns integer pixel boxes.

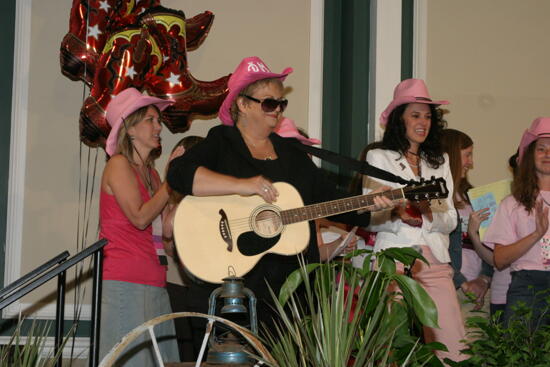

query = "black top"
[167,125,371,328]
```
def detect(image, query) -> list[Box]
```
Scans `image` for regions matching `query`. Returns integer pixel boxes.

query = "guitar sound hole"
[237,232,281,256]
[252,209,282,238]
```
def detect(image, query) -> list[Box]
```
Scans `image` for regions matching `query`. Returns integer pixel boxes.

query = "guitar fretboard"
[280,188,404,225]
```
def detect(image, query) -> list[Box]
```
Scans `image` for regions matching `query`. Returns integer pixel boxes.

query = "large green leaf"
[379,247,428,266]
[377,255,396,275]
[278,263,321,306]
[394,274,439,328]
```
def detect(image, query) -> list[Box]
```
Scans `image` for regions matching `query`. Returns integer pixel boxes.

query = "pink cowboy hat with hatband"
[218,56,293,126]
[380,78,449,126]
[274,117,321,145]
[105,88,175,156]
[518,117,550,163]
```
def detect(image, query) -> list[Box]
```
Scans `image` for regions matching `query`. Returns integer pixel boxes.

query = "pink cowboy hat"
[218,56,293,126]
[380,78,449,126]
[274,117,321,145]
[518,117,550,163]
[105,88,174,156]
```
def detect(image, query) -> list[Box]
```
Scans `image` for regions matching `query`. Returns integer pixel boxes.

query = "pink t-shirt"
[99,170,167,287]
[490,267,511,305]
[484,193,550,272]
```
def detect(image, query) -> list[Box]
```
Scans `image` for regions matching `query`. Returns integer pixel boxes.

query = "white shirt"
[363,149,457,263]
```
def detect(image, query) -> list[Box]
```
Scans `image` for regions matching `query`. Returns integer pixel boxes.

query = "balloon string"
[71,2,93,361]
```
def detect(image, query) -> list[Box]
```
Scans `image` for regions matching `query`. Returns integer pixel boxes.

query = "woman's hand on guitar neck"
[238,175,279,203]
[369,186,398,212]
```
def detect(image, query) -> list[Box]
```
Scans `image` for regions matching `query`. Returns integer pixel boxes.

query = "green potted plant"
[0,317,74,367]
[451,291,550,367]
[261,248,446,367]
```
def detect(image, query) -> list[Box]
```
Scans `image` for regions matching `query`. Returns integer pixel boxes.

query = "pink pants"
[391,246,467,363]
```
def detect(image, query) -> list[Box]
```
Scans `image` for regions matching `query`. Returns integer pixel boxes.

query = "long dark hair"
[441,129,474,208]
[512,142,539,212]
[381,104,446,168]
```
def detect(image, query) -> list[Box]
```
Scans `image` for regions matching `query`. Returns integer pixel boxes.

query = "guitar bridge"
[218,209,233,251]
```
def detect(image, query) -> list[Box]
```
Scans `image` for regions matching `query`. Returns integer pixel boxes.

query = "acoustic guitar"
[173,178,448,283]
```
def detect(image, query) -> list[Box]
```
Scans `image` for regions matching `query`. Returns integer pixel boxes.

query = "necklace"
[130,142,155,195]
[137,165,154,196]
[241,131,275,160]
[405,152,420,168]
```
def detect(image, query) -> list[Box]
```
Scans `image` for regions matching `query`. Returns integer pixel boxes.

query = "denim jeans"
[504,270,550,327]
[98,280,180,366]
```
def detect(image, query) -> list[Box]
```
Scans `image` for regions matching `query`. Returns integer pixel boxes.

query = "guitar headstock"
[403,177,449,202]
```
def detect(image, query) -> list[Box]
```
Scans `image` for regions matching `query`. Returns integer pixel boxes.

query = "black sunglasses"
[243,95,288,113]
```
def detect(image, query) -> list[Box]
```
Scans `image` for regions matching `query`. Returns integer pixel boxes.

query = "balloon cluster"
[60,0,230,148]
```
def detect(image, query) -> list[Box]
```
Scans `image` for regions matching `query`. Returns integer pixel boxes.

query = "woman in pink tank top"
[98,88,183,366]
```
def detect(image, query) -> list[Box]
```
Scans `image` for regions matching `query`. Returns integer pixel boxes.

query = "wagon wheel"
[98,311,276,367]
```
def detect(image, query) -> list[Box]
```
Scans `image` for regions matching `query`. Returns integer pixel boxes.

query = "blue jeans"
[504,270,550,327]
[99,280,180,366]
[490,303,506,324]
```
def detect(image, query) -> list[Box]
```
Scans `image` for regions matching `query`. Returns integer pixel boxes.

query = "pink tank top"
[99,169,166,287]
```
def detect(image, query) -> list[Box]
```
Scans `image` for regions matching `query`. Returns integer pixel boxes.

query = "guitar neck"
[280,188,404,225]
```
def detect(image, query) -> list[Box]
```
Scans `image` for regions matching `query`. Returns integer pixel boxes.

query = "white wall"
[5,0,317,321]
[425,0,550,185]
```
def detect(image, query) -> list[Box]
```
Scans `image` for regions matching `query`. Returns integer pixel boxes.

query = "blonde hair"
[114,105,161,167]
[229,78,283,124]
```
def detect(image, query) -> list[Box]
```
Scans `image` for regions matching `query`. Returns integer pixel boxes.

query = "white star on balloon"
[163,55,170,63]
[88,24,101,40]
[99,0,110,12]
[166,72,180,86]
[126,66,137,79]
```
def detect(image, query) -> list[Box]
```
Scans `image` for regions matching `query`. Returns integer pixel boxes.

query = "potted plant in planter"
[260,247,446,367]
[0,317,74,367]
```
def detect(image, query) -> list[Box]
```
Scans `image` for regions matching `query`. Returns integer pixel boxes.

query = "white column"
[308,0,324,165]
[413,0,428,80]
[369,0,403,141]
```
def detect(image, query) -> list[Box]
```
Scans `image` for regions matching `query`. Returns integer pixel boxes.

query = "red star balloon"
[61,1,229,148]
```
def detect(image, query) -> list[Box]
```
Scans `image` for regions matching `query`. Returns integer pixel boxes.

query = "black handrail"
[0,251,69,300]
[0,238,108,367]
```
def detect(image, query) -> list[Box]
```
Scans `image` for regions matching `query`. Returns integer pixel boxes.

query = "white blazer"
[363,149,457,263]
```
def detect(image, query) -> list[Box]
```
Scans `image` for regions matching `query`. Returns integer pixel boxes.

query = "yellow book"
[467,179,512,241]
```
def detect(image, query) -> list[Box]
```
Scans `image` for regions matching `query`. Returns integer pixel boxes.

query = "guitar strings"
[224,203,389,231]
[220,182,440,231]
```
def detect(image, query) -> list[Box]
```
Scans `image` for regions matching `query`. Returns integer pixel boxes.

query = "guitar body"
[174,182,309,283]
[173,176,449,284]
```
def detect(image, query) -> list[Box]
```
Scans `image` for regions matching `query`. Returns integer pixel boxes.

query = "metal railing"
[0,238,108,367]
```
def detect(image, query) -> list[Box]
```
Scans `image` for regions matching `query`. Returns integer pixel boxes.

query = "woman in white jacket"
[363,79,465,363]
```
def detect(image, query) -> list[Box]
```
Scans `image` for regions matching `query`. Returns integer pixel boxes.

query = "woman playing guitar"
[166,56,394,340]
